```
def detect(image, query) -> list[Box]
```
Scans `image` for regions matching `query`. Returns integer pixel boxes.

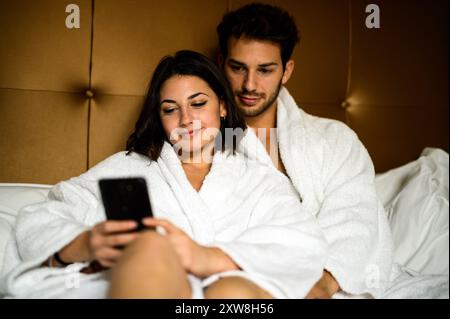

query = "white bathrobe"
[0,140,327,299]
[238,87,394,297]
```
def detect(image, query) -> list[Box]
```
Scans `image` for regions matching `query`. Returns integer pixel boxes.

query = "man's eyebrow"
[258,62,278,68]
[227,58,246,66]
[227,59,278,68]
[160,92,208,105]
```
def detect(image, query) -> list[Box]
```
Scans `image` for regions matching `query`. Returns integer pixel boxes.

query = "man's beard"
[235,81,283,117]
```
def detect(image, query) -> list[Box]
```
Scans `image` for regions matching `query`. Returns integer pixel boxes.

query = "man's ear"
[217,54,224,68]
[281,60,295,85]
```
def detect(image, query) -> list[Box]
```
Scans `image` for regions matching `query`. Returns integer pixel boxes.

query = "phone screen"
[99,177,153,231]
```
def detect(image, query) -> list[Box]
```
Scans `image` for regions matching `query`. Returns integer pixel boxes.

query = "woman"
[1,51,327,299]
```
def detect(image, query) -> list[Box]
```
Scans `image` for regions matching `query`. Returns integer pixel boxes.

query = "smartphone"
[98,177,153,231]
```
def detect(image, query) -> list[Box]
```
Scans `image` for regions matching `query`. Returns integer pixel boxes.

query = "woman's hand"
[87,220,139,268]
[142,217,211,277]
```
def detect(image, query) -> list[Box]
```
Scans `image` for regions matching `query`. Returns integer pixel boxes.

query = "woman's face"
[159,75,227,155]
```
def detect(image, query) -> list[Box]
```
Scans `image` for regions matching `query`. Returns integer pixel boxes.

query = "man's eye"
[259,68,273,74]
[191,101,207,107]
[230,65,244,72]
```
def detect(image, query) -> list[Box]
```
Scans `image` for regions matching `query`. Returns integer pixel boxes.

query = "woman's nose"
[179,107,192,126]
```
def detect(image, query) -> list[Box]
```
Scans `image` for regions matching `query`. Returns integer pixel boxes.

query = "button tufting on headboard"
[340,101,350,109]
[85,89,95,99]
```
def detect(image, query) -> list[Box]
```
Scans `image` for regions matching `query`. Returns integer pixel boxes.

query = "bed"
[0,0,448,298]
[0,147,448,298]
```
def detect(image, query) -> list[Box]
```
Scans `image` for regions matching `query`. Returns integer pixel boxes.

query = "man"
[217,3,393,298]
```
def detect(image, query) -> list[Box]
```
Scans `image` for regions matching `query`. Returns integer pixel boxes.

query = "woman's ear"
[219,100,227,118]
[281,60,295,85]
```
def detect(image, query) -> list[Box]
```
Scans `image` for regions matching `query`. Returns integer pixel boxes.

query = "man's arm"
[312,122,393,296]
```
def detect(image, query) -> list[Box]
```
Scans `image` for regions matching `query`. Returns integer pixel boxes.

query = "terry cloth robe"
[0,140,327,299]
[238,87,393,298]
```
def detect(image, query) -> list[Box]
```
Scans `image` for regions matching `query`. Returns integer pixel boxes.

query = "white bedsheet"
[373,148,449,298]
[375,148,448,276]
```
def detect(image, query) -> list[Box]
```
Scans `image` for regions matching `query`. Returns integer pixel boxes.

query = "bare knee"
[109,231,191,298]
[204,276,273,299]
[110,231,167,277]
[114,230,177,275]
[126,230,170,257]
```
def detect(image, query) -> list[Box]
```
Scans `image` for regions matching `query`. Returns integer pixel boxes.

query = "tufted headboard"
[0,0,448,184]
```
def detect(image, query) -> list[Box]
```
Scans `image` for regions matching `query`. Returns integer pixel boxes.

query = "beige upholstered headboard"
[1,0,448,184]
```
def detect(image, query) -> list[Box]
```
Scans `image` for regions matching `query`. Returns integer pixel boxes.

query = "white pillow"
[375,148,449,275]
[0,183,52,272]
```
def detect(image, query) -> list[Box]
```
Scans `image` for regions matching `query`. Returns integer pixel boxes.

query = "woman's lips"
[238,95,260,106]
[188,130,196,137]
[181,129,200,137]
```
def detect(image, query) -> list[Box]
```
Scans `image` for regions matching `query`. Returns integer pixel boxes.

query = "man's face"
[223,37,291,118]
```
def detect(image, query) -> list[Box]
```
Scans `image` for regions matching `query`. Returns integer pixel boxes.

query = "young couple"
[1,3,392,299]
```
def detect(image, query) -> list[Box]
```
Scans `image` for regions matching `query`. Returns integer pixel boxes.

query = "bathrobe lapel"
[276,87,323,213]
[157,143,217,244]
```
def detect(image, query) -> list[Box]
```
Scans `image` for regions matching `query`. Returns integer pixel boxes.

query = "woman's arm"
[15,152,146,267]
[142,218,239,278]
[48,220,140,268]
[203,247,240,275]
[207,178,328,298]
[54,230,91,265]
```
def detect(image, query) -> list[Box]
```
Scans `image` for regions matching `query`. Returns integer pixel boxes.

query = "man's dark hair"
[217,3,300,67]
[126,50,247,161]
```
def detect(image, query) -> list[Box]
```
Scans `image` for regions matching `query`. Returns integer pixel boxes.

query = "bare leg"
[108,231,191,298]
[204,276,273,299]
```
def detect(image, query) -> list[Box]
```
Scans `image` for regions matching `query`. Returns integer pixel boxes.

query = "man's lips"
[238,95,260,106]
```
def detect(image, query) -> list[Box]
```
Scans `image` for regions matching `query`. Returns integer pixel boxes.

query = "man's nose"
[243,70,257,93]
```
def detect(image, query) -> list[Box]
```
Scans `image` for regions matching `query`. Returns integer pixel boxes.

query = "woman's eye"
[162,108,175,114]
[191,101,207,107]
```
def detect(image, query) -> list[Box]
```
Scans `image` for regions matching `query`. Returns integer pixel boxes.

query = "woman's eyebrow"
[160,99,177,105]
[187,92,208,100]
[160,92,208,105]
